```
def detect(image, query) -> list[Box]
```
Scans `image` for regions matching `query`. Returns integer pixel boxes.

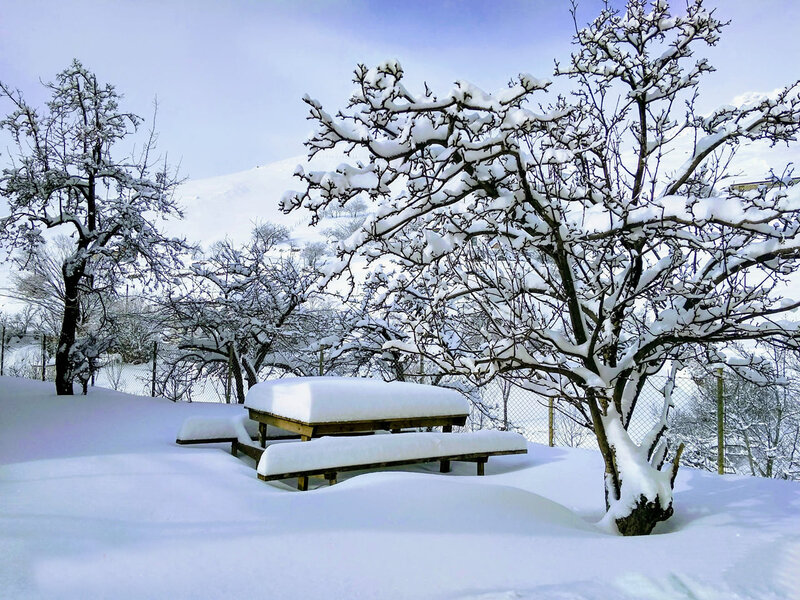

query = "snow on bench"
[244,376,470,424]
[257,430,528,490]
[176,414,258,445]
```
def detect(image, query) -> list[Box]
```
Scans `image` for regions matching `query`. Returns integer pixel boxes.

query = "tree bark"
[229,345,246,404]
[614,495,674,536]
[55,273,81,395]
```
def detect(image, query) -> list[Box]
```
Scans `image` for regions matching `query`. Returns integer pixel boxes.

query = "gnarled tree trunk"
[55,272,82,396]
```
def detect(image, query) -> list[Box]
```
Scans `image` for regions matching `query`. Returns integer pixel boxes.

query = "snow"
[259,430,527,476]
[244,376,470,423]
[2,376,800,599]
[171,153,352,248]
[176,414,259,444]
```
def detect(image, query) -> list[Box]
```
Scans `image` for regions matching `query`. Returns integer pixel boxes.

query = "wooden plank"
[257,448,527,483]
[311,415,467,435]
[247,409,467,438]
[247,409,315,438]
[176,437,238,445]
[232,440,265,462]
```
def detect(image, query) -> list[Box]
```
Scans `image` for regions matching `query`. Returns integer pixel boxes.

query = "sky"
[2,0,800,182]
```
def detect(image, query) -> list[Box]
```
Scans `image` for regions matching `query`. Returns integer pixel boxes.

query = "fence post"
[151,341,158,397]
[1,324,5,377]
[548,397,555,447]
[717,367,724,474]
[41,335,46,381]
[318,347,324,376]
[225,344,233,404]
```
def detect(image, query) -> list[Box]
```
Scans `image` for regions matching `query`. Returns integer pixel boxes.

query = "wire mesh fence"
[4,331,797,479]
[0,332,738,430]
[0,334,236,403]
[467,375,697,450]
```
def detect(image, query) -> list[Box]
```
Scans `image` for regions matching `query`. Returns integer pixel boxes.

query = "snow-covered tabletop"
[244,377,469,424]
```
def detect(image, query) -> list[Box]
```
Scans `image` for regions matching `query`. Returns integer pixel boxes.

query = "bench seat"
[175,415,294,446]
[256,430,527,490]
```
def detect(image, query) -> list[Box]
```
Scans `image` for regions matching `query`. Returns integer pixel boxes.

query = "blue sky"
[1,0,799,180]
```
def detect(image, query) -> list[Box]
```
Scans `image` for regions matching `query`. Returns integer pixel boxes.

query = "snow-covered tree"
[0,60,187,395]
[163,223,322,402]
[283,0,800,534]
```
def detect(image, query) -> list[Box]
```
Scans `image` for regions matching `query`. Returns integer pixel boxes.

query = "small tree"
[163,223,320,402]
[0,60,187,394]
[284,0,800,534]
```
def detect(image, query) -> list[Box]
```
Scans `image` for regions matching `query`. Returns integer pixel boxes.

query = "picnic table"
[177,377,527,491]
[243,376,470,444]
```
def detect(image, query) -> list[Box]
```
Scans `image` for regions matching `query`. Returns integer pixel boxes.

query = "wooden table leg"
[259,423,267,448]
[477,457,487,476]
[441,424,453,472]
[296,434,312,490]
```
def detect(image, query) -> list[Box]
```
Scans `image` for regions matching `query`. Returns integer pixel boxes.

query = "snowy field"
[1,376,799,600]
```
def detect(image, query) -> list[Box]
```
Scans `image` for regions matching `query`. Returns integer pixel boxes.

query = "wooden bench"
[254,430,528,490]
[175,415,297,448]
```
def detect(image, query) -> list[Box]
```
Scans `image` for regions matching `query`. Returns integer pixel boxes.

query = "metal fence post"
[318,347,324,376]
[41,335,46,381]
[225,343,233,404]
[151,342,158,397]
[717,367,724,474]
[1,324,5,377]
[548,397,555,447]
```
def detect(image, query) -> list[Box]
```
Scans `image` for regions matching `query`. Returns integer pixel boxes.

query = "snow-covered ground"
[1,376,799,600]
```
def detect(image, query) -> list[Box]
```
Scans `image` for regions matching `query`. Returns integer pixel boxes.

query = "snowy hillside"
[1,376,799,599]
[173,154,347,248]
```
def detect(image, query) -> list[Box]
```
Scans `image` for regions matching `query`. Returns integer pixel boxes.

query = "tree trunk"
[243,358,258,390]
[613,494,674,536]
[593,405,678,536]
[55,274,81,396]
[229,345,246,404]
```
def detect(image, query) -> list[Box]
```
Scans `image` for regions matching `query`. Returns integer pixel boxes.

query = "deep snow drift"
[1,376,798,599]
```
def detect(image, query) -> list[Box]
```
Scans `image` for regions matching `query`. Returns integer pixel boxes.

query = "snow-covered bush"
[283,0,800,534]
